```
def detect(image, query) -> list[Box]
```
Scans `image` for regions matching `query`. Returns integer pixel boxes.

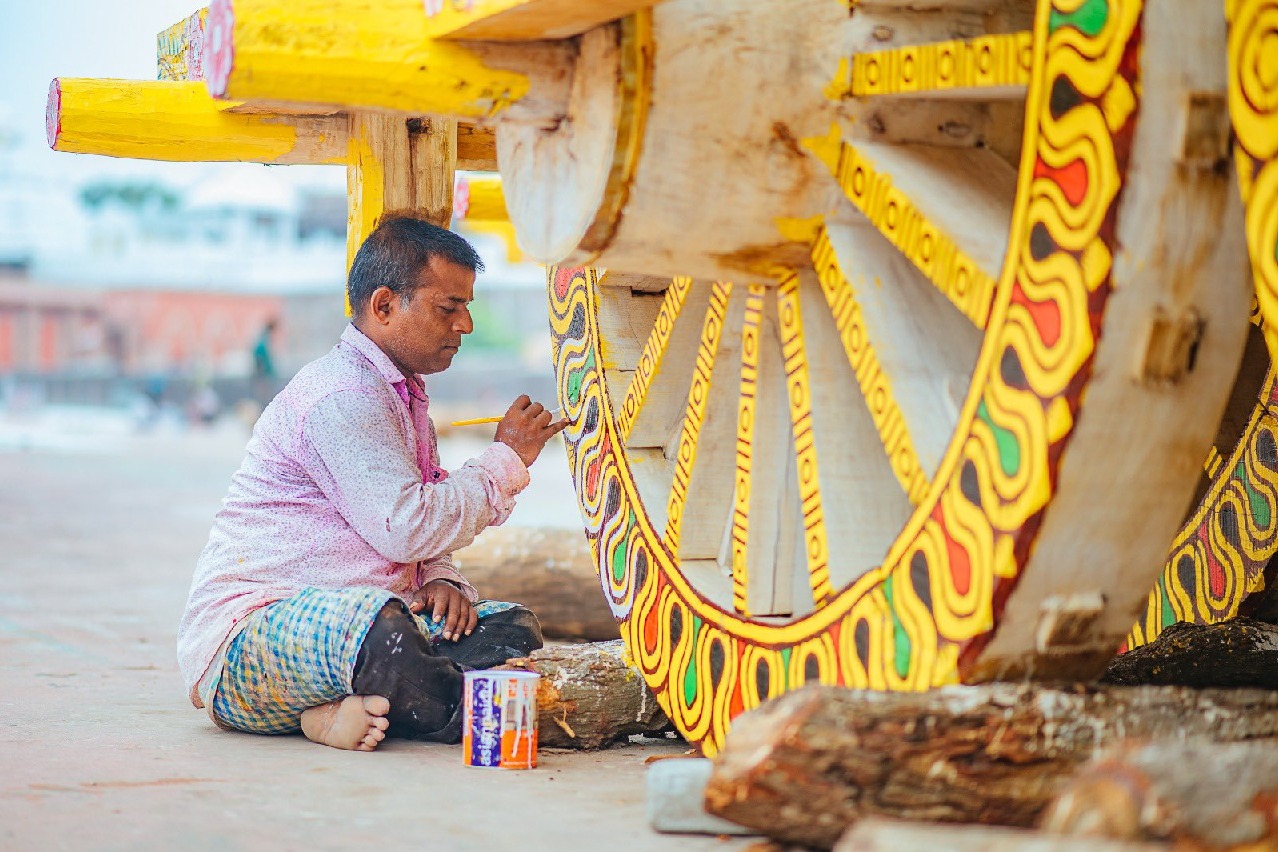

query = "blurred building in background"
[0,143,555,420]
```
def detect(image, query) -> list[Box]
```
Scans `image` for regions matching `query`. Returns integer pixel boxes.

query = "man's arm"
[299,389,529,564]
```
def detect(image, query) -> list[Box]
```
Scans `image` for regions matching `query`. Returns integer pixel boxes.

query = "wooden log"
[836,818,1164,852]
[452,525,617,641]
[424,0,666,42]
[499,0,847,280]
[1103,617,1278,689]
[703,684,1278,848]
[499,640,671,749]
[1041,740,1278,848]
[203,0,574,127]
[46,78,347,164]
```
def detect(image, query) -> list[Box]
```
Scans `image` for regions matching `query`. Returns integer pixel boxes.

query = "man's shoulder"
[283,344,389,412]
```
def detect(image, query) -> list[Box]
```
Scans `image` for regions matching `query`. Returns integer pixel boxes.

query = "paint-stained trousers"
[210,586,544,742]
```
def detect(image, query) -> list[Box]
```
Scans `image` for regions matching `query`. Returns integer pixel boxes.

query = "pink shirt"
[177,324,529,705]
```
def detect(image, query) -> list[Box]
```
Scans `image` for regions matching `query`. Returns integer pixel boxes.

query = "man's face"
[382,255,476,377]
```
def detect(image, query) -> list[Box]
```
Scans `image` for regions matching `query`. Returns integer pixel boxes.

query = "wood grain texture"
[48,78,347,164]
[205,0,573,126]
[705,683,1278,847]
[425,0,665,41]
[1041,739,1278,848]
[500,640,671,748]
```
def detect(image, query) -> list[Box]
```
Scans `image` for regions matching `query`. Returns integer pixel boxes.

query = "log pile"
[703,682,1278,848]
[702,618,1278,848]
[500,639,671,749]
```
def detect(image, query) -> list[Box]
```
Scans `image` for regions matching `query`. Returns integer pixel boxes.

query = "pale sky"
[0,0,343,190]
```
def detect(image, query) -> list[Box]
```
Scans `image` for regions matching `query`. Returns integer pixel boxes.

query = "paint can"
[462,670,540,769]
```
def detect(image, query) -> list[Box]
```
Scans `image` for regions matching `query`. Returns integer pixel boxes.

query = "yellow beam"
[423,0,662,41]
[453,173,508,224]
[203,0,572,125]
[46,78,347,164]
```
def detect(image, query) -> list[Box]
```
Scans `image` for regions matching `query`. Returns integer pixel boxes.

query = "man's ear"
[367,286,398,326]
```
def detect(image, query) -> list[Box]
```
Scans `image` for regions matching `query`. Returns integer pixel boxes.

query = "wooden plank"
[731,285,801,616]
[47,78,347,164]
[621,281,713,449]
[663,282,733,557]
[808,129,1009,328]
[454,123,497,171]
[345,112,414,303]
[818,213,982,487]
[410,117,457,228]
[424,0,665,41]
[850,32,1033,100]
[203,0,573,127]
[157,8,208,82]
[777,274,835,605]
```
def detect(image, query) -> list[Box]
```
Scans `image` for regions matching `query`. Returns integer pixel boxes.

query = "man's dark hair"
[347,214,485,316]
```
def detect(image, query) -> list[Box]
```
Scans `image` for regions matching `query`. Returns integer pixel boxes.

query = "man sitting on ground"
[177,215,567,751]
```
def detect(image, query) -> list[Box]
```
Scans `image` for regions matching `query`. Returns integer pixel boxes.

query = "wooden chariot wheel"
[543,0,1254,753]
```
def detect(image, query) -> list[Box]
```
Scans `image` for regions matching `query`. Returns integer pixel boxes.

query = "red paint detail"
[933,505,972,597]
[643,583,660,653]
[45,79,61,149]
[585,457,601,503]
[1199,524,1226,599]
[205,0,235,98]
[728,648,746,718]
[1011,281,1062,348]
[554,267,578,301]
[1033,157,1088,207]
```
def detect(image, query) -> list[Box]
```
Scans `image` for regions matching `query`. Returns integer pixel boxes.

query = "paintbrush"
[450,407,564,427]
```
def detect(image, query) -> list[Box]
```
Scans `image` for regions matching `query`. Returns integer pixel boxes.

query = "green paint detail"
[1240,461,1272,528]
[610,537,626,584]
[567,370,583,406]
[780,647,792,688]
[884,575,911,680]
[1159,576,1175,631]
[1048,0,1108,36]
[683,616,704,706]
[977,400,1021,477]
[610,511,635,584]
[1273,234,1278,265]
[566,350,596,406]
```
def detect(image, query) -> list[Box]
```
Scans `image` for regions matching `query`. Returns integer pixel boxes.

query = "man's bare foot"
[300,695,390,751]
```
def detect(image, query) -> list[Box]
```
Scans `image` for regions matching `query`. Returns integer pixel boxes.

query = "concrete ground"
[0,408,753,851]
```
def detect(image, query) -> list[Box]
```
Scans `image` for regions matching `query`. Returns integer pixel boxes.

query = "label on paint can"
[462,670,540,769]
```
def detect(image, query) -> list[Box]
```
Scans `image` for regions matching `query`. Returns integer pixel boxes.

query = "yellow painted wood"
[731,284,766,615]
[423,0,663,41]
[211,0,561,121]
[454,174,509,224]
[665,282,732,553]
[346,113,415,313]
[849,32,1033,99]
[811,226,930,505]
[158,8,208,81]
[777,273,833,606]
[808,127,997,329]
[615,276,692,442]
[48,78,347,164]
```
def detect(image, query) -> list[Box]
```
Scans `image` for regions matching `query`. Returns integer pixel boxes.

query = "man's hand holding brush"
[491,395,570,467]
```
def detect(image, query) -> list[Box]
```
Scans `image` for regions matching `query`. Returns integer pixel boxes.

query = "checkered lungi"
[208,586,516,734]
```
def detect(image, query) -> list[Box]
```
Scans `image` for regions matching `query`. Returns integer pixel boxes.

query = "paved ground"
[0,408,751,851]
